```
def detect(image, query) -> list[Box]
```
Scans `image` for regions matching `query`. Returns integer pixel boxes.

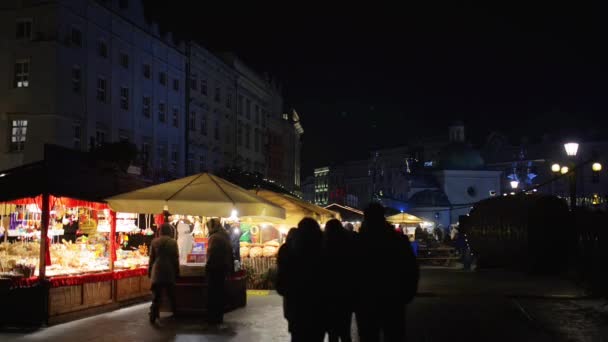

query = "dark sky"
[145,2,608,177]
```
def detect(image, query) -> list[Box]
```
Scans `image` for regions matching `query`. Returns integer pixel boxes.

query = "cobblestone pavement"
[1,269,605,341]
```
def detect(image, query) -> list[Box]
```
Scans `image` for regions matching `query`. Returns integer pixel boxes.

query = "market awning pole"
[39,193,50,279]
[110,210,116,272]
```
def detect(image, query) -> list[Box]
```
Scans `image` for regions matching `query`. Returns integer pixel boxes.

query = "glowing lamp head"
[592,162,602,172]
[560,166,569,175]
[509,180,519,189]
[564,142,579,157]
[551,163,561,173]
[229,209,239,221]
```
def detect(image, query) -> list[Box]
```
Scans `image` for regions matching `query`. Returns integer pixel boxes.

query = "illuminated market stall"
[0,149,146,326]
[105,173,285,314]
[386,212,425,238]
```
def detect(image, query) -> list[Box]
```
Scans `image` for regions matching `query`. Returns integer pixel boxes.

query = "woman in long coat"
[148,223,180,324]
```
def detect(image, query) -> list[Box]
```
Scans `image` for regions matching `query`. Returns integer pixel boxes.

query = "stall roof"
[0,145,145,203]
[386,212,424,224]
[251,189,340,226]
[106,173,286,219]
[324,203,364,222]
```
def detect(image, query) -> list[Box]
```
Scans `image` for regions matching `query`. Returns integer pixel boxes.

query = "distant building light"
[424,161,434,167]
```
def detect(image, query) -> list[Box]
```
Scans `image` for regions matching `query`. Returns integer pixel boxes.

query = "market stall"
[386,212,424,238]
[0,147,146,326]
[106,172,285,315]
[239,190,340,288]
[324,203,364,230]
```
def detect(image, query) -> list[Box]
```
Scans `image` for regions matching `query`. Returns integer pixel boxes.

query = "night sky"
[145,2,607,177]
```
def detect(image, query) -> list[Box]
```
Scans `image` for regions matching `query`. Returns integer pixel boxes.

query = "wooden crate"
[48,280,113,316]
[116,275,151,302]
[84,281,113,306]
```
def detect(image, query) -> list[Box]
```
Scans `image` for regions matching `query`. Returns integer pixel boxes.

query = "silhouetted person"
[356,203,419,342]
[205,218,233,327]
[148,223,180,324]
[284,218,325,342]
[322,219,355,342]
[276,227,299,334]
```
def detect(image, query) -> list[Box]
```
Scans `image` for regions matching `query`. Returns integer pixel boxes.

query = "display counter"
[161,264,246,315]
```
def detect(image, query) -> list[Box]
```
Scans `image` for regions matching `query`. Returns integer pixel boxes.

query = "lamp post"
[564,142,579,209]
[510,180,519,190]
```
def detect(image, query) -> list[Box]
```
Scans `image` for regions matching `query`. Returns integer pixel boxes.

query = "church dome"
[438,143,485,170]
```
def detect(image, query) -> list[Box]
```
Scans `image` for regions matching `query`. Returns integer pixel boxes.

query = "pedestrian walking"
[148,223,180,324]
[322,219,355,342]
[276,227,299,334]
[355,203,419,342]
[284,218,325,342]
[205,218,234,327]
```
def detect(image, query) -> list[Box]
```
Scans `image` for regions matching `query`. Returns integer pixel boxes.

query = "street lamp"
[551,163,561,173]
[560,166,569,175]
[564,142,579,157]
[592,162,602,172]
[510,180,519,189]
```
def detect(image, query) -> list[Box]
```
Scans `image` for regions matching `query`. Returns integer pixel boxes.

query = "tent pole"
[39,193,50,279]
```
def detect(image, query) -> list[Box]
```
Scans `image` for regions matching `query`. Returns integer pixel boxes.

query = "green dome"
[438,143,485,170]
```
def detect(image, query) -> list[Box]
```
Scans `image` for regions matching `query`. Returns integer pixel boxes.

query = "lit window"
[14,59,30,88]
[158,103,166,123]
[16,19,32,40]
[143,64,151,79]
[172,108,179,127]
[120,53,129,68]
[71,27,82,47]
[120,87,129,110]
[72,65,81,93]
[10,120,28,152]
[96,77,107,102]
[142,96,151,117]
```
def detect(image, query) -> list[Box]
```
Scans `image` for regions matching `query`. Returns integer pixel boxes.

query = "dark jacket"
[357,220,419,305]
[148,235,180,284]
[206,225,233,274]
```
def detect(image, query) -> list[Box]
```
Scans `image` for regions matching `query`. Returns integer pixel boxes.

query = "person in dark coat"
[148,223,180,324]
[276,227,299,333]
[322,219,355,342]
[205,218,233,326]
[284,218,325,342]
[355,203,419,342]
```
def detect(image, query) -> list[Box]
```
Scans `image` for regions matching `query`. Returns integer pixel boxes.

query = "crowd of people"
[277,202,420,342]
[145,202,419,340]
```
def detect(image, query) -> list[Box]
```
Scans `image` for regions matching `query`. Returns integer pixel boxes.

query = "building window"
[187,153,194,174]
[255,105,260,124]
[119,0,129,9]
[96,77,107,102]
[142,96,151,118]
[214,120,220,140]
[199,155,206,172]
[143,64,151,79]
[171,144,178,172]
[245,125,251,149]
[214,86,221,102]
[237,121,243,146]
[254,128,260,152]
[226,91,232,109]
[9,120,28,152]
[200,114,207,136]
[16,19,32,40]
[159,72,167,86]
[189,111,196,131]
[158,103,166,123]
[201,79,207,95]
[238,96,243,115]
[72,65,81,93]
[246,99,251,119]
[120,53,129,68]
[173,79,179,91]
[141,141,150,164]
[71,27,82,47]
[73,124,81,150]
[120,87,129,110]
[224,125,230,144]
[190,75,197,90]
[172,108,179,127]
[98,40,108,58]
[95,130,105,147]
[14,59,30,88]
